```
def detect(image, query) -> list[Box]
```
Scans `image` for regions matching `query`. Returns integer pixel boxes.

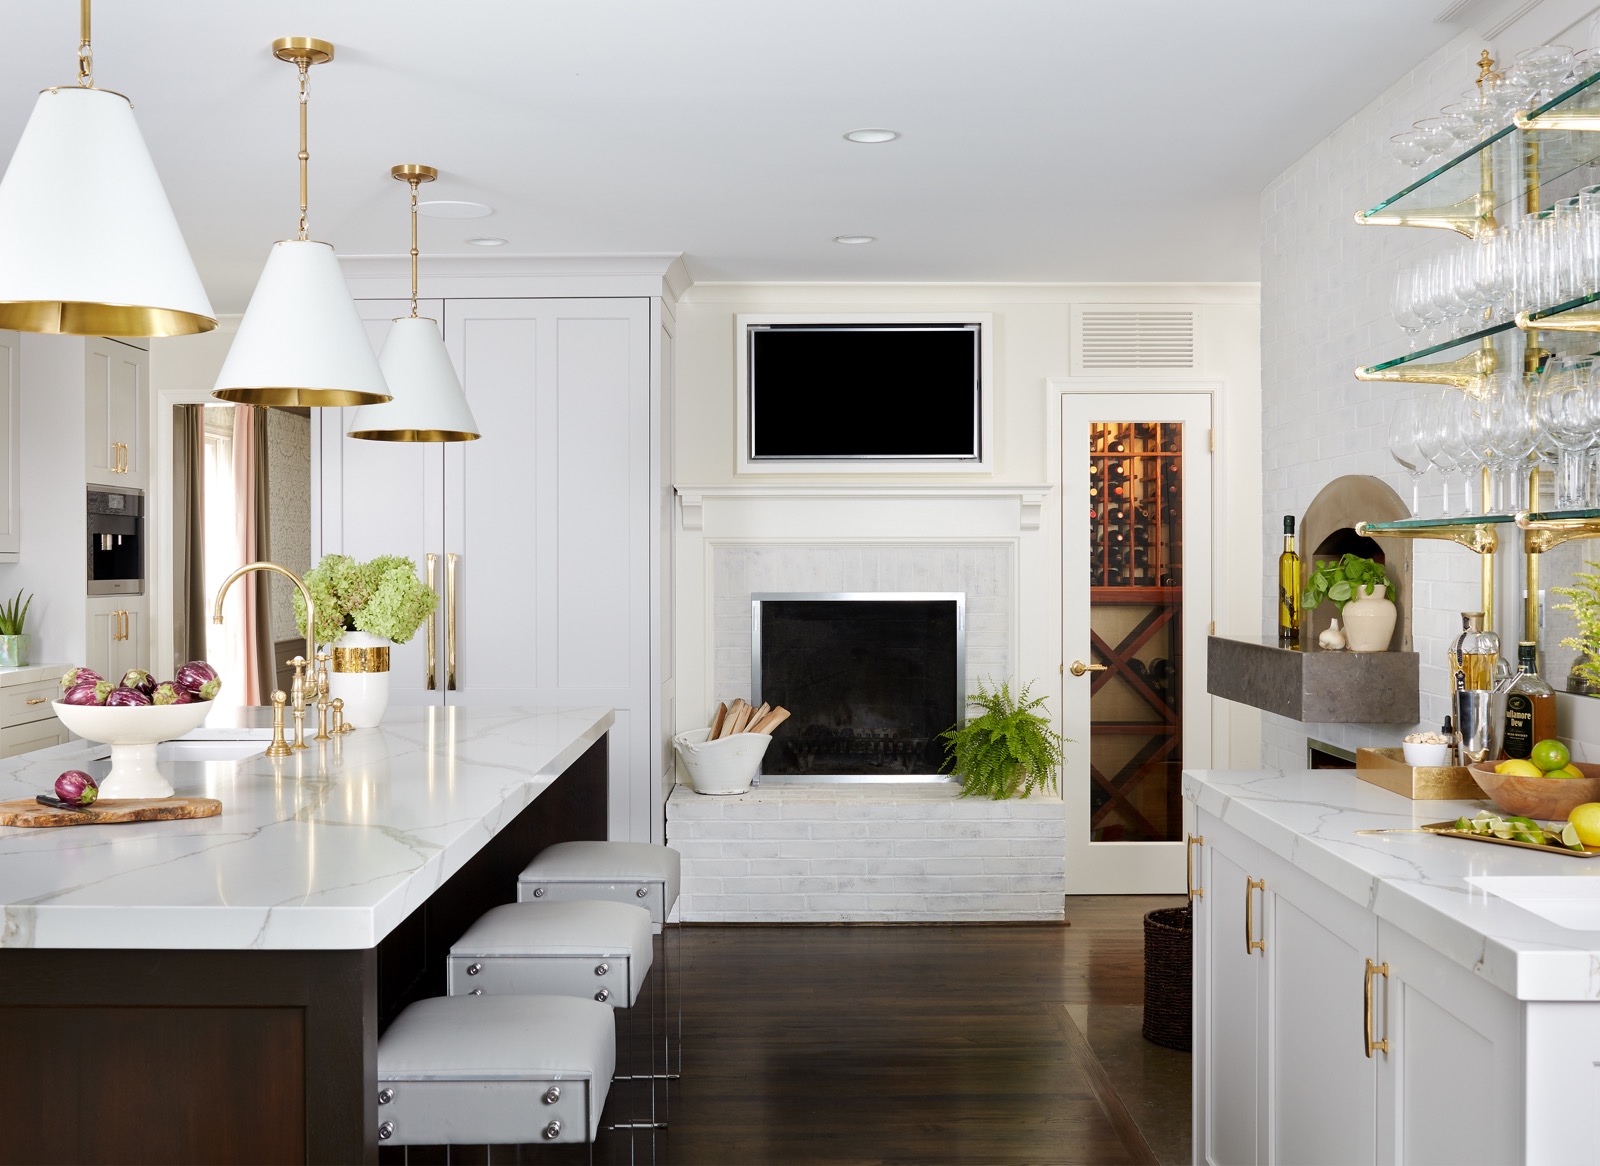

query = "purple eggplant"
[59,666,102,695]
[62,680,112,706]
[175,660,220,702]
[150,681,195,706]
[54,770,98,807]
[104,686,152,707]
[119,669,156,696]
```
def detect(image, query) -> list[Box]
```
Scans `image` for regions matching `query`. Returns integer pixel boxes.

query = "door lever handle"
[1068,660,1108,677]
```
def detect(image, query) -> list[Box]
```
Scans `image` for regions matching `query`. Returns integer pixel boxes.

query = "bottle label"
[1504,694,1535,759]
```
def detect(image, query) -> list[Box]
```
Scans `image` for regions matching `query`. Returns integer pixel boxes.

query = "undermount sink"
[1467,875,1600,931]
[154,739,270,763]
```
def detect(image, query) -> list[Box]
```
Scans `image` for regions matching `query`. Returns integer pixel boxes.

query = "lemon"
[1497,758,1544,778]
[1545,763,1588,780]
[1568,803,1600,847]
[1531,739,1571,772]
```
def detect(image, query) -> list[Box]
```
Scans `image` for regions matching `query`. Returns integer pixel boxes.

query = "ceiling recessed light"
[465,237,508,247]
[833,235,875,245]
[418,200,494,219]
[844,128,899,143]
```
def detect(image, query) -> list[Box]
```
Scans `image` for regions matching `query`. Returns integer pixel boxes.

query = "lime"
[1569,803,1600,846]
[1562,822,1585,851]
[1531,739,1571,773]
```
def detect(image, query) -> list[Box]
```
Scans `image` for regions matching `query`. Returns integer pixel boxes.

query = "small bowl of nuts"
[1401,731,1453,768]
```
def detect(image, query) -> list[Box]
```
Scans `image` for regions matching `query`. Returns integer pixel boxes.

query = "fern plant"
[0,589,32,636]
[939,680,1067,800]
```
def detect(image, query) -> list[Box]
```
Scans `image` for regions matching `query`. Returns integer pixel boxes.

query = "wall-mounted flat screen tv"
[747,322,982,460]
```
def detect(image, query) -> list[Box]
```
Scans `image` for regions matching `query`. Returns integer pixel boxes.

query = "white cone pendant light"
[347,165,480,442]
[213,38,389,408]
[0,0,215,336]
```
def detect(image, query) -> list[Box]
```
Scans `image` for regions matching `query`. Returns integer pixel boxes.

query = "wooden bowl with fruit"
[1467,740,1600,819]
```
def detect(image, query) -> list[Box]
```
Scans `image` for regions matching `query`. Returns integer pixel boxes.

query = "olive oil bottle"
[1502,642,1556,760]
[1278,515,1300,647]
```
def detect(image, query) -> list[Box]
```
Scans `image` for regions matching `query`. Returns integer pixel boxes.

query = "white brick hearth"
[666,783,1065,922]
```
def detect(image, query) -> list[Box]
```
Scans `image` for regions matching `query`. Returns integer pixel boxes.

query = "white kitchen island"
[1186,767,1600,1166]
[0,704,613,1166]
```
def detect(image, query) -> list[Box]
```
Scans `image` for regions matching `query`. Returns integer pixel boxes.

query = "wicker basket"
[1142,905,1192,1051]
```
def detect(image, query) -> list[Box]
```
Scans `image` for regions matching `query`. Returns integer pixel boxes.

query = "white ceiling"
[0,1,1465,311]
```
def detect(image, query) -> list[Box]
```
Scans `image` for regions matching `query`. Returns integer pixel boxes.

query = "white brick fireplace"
[668,484,1065,921]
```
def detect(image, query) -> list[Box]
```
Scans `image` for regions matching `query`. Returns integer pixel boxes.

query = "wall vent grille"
[1073,307,1198,374]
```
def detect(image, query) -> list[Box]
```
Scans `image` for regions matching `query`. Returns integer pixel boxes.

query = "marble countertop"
[1186,768,1600,1001]
[0,704,613,951]
[0,663,71,687]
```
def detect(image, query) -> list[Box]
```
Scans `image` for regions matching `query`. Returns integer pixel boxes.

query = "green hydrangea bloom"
[296,554,437,646]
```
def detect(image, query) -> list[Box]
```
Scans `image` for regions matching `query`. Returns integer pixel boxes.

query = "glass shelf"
[1358,69,1600,233]
[1517,508,1600,551]
[1358,319,1513,376]
[1361,515,1515,530]
[1362,290,1600,378]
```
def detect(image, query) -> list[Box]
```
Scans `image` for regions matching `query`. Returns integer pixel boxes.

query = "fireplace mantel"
[675,483,1053,532]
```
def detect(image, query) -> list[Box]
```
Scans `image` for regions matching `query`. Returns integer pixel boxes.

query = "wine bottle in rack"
[1108,436,1127,454]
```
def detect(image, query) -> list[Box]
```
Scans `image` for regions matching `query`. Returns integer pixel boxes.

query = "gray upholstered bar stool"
[518,842,684,1104]
[376,994,614,1153]
[448,899,658,1130]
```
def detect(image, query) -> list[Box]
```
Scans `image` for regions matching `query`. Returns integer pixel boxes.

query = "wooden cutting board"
[0,797,222,828]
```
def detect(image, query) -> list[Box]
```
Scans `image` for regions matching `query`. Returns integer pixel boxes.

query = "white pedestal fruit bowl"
[51,701,214,799]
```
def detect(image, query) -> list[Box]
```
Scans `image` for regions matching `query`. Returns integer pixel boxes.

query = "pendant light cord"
[297,58,311,241]
[77,0,93,87]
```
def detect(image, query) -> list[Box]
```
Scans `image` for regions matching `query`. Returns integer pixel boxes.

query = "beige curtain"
[232,406,274,704]
[171,406,207,674]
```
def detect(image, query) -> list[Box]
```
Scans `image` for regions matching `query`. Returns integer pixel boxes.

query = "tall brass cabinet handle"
[425,552,438,691]
[445,553,458,691]
[1245,877,1266,955]
[1186,834,1204,900]
[1363,959,1390,1058]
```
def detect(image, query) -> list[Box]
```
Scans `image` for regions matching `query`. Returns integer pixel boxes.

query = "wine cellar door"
[1061,392,1213,893]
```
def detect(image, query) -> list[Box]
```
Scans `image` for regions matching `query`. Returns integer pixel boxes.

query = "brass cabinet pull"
[445,552,458,691]
[25,697,47,705]
[425,552,438,691]
[1186,834,1204,899]
[1364,958,1390,1058]
[120,442,127,473]
[1245,877,1266,955]
[1068,660,1108,677]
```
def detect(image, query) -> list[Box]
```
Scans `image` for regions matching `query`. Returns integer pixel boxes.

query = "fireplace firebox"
[751,592,965,782]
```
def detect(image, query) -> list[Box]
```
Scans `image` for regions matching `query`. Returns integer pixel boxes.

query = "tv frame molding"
[733,312,996,476]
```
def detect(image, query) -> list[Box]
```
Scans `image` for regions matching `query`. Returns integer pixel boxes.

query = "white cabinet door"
[443,298,653,843]
[0,716,69,757]
[1200,838,1265,1166]
[87,597,146,683]
[317,300,445,703]
[0,329,20,559]
[86,338,147,489]
[1376,921,1522,1166]
[1267,861,1378,1165]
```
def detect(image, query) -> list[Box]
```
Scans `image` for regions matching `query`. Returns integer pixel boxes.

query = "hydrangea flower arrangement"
[295,554,437,646]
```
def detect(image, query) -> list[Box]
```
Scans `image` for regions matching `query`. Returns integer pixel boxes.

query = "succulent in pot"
[175,660,221,702]
[104,686,152,707]
[62,679,112,706]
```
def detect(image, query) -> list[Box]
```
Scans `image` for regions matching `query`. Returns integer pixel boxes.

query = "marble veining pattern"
[0,705,612,950]
[1186,767,1600,1001]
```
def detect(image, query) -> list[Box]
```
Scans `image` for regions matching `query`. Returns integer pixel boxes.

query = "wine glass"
[1484,373,1541,510]
[1412,262,1445,344]
[1418,389,1460,516]
[1392,269,1425,342]
[1440,390,1484,513]
[1535,353,1598,508]
[1387,397,1427,513]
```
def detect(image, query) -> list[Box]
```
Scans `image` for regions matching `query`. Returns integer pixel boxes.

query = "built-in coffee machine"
[87,487,144,596]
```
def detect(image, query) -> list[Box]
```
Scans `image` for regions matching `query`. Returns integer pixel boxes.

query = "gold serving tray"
[1419,820,1600,858]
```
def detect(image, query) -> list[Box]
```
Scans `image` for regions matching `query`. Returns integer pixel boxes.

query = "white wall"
[673,282,1263,775]
[1259,4,1600,767]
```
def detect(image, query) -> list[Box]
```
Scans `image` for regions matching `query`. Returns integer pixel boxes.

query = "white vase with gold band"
[327,629,391,728]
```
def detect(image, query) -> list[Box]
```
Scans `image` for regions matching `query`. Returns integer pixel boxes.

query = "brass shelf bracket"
[1516,305,1600,334]
[1353,342,1494,396]
[1513,108,1600,133]
[1353,191,1492,237]
[1355,521,1499,554]
[1515,511,1600,553]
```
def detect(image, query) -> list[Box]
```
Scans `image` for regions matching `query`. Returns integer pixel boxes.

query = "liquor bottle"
[1448,612,1500,691]
[1278,516,1300,646]
[1501,642,1556,760]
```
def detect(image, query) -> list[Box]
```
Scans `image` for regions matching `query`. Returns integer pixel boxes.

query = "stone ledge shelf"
[1207,635,1419,724]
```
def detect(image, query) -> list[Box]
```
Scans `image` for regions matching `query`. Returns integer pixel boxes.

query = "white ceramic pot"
[0,634,29,667]
[327,630,391,728]
[1342,584,1396,653]
[673,727,772,795]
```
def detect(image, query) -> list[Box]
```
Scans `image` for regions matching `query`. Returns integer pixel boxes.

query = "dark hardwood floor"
[384,896,1190,1166]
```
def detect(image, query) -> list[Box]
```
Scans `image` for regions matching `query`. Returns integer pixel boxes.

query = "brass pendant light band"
[0,300,216,337]
[271,37,334,65]
[214,386,389,408]
[346,427,481,442]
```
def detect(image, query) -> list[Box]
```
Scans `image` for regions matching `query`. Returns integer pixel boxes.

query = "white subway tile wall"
[665,784,1065,922]
[1260,30,1542,768]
